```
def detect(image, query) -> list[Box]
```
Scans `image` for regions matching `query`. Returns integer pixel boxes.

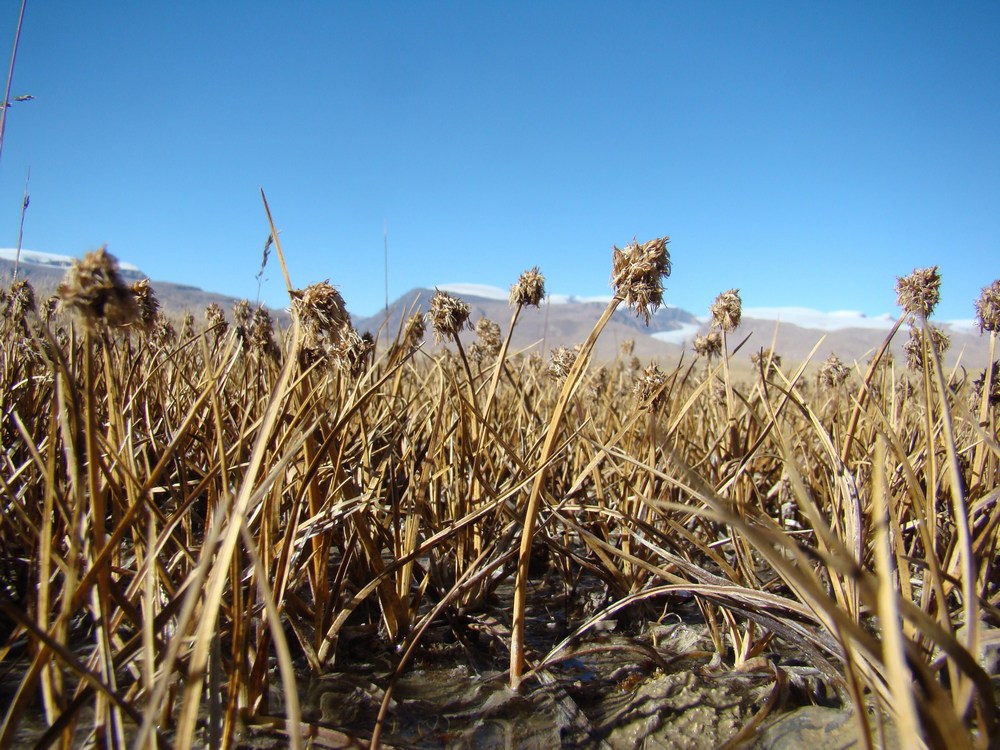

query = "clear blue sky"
[0,2,997,321]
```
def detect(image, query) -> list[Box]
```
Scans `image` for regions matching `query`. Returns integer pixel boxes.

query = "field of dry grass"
[0,230,997,749]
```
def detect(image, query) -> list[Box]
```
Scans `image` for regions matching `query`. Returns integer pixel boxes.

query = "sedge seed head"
[290,281,351,356]
[428,289,471,343]
[129,279,159,331]
[205,303,228,340]
[903,324,951,370]
[974,280,1000,333]
[634,362,668,411]
[710,289,742,332]
[475,317,502,358]
[510,267,546,308]
[819,353,849,387]
[57,247,140,329]
[548,345,580,382]
[693,330,722,359]
[896,266,941,319]
[611,236,671,325]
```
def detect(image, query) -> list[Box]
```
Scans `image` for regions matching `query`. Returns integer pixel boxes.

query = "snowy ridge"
[436,283,613,306]
[0,248,141,273]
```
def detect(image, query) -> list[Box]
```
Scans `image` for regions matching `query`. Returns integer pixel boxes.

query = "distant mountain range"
[2,250,991,371]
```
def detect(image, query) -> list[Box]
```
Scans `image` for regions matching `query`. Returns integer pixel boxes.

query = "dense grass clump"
[0,244,997,749]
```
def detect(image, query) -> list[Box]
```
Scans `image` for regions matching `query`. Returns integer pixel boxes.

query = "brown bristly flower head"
[693,330,722,359]
[427,289,471,343]
[40,295,59,324]
[588,365,609,399]
[751,348,782,377]
[475,317,502,358]
[611,236,671,324]
[180,311,195,340]
[402,312,425,351]
[903,324,950,370]
[971,361,999,407]
[509,267,546,308]
[4,279,35,326]
[129,279,159,330]
[620,338,635,357]
[819,353,849,387]
[205,303,228,339]
[57,246,140,329]
[290,281,351,359]
[974,279,1000,333]
[634,362,668,411]
[548,345,580,382]
[233,299,251,329]
[151,313,177,348]
[896,265,941,319]
[330,327,374,374]
[710,289,742,332]
[247,307,277,355]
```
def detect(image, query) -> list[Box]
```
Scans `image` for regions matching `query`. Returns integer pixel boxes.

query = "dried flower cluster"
[619,339,635,357]
[428,289,471,343]
[57,247,140,329]
[205,303,228,341]
[151,314,177,348]
[710,289,742,332]
[903,324,951,371]
[290,281,353,367]
[471,317,502,361]
[634,362,668,411]
[751,348,782,376]
[180,312,196,340]
[819,353,850,387]
[972,362,999,407]
[402,312,425,351]
[129,279,160,331]
[548,345,580,382]
[975,280,1000,333]
[247,307,277,357]
[693,330,722,359]
[588,366,609,399]
[896,266,941,319]
[611,236,671,324]
[4,279,35,321]
[509,267,546,308]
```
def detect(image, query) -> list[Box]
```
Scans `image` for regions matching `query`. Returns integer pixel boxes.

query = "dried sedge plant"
[129,279,159,331]
[247,307,277,356]
[902,324,951,371]
[620,338,635,357]
[975,279,1000,333]
[972,362,1000,406]
[150,313,177,348]
[693,330,722,359]
[180,311,195,340]
[5,279,34,320]
[896,265,941,319]
[818,353,850,388]
[427,289,471,344]
[547,345,579,382]
[610,236,671,324]
[473,317,502,359]
[39,295,58,324]
[509,267,546,308]
[290,281,352,366]
[633,362,668,411]
[402,312,425,352]
[710,289,742,332]
[205,303,228,341]
[751,348,782,377]
[57,246,140,329]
